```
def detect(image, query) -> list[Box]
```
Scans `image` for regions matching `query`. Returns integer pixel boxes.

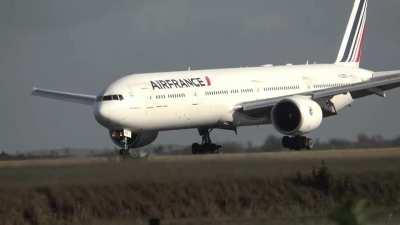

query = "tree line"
[163,133,400,154]
[2,133,400,159]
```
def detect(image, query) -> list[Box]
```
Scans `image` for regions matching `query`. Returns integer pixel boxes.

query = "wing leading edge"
[237,70,400,112]
[32,87,96,106]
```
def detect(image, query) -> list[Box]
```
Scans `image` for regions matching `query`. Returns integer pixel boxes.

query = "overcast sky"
[1,0,400,151]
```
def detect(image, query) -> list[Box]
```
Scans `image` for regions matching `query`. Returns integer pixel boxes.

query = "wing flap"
[312,73,400,99]
[32,87,96,105]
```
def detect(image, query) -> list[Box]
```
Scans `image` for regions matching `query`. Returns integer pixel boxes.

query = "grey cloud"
[1,0,146,31]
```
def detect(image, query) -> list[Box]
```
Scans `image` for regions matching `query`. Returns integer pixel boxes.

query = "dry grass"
[1,148,400,225]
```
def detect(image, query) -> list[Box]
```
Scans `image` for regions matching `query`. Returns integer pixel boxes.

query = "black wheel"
[286,136,314,151]
[208,144,218,154]
[204,143,222,154]
[292,144,302,151]
[282,136,291,148]
[215,144,222,154]
[192,143,200,154]
[306,138,314,150]
[119,148,130,156]
[293,136,306,150]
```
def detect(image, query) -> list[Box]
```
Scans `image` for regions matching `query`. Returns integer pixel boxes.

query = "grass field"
[1,148,400,225]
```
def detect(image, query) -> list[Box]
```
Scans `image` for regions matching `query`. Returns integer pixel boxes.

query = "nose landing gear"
[119,138,130,156]
[111,130,149,159]
[282,136,314,151]
[118,135,131,156]
[192,128,222,154]
[111,130,133,157]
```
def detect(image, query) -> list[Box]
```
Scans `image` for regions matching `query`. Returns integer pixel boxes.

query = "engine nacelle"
[271,96,323,135]
[109,130,158,148]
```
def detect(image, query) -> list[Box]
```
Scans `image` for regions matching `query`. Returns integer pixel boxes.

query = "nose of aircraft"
[94,103,115,128]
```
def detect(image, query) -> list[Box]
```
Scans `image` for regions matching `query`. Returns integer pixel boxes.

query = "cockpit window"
[96,94,124,102]
[103,96,113,101]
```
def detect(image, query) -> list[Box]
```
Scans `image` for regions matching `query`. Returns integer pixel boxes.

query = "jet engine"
[109,130,158,148]
[271,96,323,135]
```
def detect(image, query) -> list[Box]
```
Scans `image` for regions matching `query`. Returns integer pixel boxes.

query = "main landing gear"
[282,136,314,151]
[192,128,222,154]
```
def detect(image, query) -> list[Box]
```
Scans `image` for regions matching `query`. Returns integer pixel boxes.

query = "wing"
[237,70,400,112]
[32,87,96,106]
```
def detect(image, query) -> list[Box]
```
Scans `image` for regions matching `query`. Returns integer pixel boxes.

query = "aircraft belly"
[125,103,225,131]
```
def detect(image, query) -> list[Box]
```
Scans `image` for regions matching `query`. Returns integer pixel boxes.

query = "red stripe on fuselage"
[205,76,212,86]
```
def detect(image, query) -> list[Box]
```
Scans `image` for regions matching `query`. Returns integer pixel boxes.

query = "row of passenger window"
[263,85,300,92]
[168,93,186,98]
[206,86,301,96]
[205,90,229,96]
[96,94,124,102]
[241,88,254,93]
[314,83,350,89]
[205,88,256,96]
[155,93,186,99]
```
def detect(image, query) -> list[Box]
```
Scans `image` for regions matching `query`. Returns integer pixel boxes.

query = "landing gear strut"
[192,128,222,154]
[118,138,147,159]
[111,130,148,159]
[119,136,131,156]
[282,136,314,151]
[111,130,132,157]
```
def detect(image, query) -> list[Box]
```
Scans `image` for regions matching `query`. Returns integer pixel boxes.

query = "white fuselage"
[94,64,373,133]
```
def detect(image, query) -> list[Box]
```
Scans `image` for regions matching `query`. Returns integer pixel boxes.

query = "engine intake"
[271,96,323,135]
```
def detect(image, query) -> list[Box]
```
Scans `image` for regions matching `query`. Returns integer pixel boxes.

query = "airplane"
[33,0,400,155]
